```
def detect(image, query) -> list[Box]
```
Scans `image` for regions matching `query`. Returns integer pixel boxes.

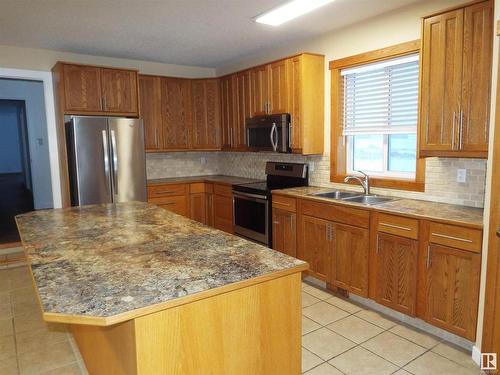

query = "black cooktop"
[233,181,271,196]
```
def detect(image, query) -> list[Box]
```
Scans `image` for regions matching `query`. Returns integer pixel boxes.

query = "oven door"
[233,192,270,245]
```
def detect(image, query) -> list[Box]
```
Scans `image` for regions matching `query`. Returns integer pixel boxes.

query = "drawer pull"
[380,223,412,231]
[156,190,177,195]
[431,232,473,243]
[274,201,291,206]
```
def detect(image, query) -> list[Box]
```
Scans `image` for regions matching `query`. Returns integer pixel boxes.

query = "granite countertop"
[15,202,306,325]
[274,186,483,229]
[147,175,261,186]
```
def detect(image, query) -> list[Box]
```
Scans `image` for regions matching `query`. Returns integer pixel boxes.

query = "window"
[343,54,419,179]
[329,40,425,191]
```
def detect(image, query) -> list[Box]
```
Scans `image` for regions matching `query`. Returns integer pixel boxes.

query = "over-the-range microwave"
[246,113,291,153]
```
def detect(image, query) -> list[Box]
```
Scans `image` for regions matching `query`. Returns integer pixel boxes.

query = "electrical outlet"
[308,162,315,172]
[456,169,467,183]
[200,157,207,165]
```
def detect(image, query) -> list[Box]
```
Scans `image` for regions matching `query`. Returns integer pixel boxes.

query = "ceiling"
[0,0,422,68]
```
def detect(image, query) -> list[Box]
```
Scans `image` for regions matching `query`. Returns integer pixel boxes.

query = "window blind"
[342,54,419,136]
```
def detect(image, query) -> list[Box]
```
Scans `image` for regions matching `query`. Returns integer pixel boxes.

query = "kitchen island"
[15,202,307,375]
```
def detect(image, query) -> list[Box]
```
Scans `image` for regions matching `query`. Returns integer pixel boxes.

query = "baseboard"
[472,345,482,366]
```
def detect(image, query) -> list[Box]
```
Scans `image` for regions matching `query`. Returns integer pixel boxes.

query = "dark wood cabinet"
[272,208,296,257]
[62,64,102,112]
[330,223,369,297]
[424,243,481,340]
[220,75,236,149]
[213,184,233,234]
[190,192,207,224]
[160,77,192,150]
[191,79,221,150]
[139,75,161,151]
[101,68,138,114]
[375,233,418,315]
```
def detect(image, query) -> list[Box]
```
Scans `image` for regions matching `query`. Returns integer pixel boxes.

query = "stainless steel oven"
[246,113,291,153]
[233,191,270,245]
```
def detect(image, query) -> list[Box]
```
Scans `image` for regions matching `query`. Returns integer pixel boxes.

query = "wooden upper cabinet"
[220,75,235,149]
[425,243,481,340]
[101,68,138,114]
[329,223,369,297]
[461,0,493,153]
[272,208,296,257]
[250,65,270,116]
[375,233,418,316]
[191,79,221,150]
[234,71,251,149]
[298,215,331,281]
[419,0,492,158]
[287,56,302,150]
[139,75,161,151]
[269,60,288,114]
[62,64,102,112]
[160,77,192,150]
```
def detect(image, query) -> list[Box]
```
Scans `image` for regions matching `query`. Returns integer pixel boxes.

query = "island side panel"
[134,272,302,375]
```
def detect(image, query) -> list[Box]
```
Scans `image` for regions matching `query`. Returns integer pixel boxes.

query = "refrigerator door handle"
[110,129,118,196]
[101,130,111,193]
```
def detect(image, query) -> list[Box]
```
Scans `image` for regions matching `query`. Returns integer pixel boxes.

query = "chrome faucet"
[344,170,371,195]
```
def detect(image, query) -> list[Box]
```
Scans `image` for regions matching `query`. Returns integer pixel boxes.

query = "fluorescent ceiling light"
[255,0,335,26]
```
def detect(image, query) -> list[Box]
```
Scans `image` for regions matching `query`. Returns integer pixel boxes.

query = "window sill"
[330,174,425,192]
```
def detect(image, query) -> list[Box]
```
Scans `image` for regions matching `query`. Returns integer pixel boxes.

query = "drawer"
[272,195,296,212]
[377,213,419,239]
[190,182,207,194]
[213,183,232,198]
[300,199,369,228]
[149,196,188,217]
[428,222,482,253]
[148,183,188,198]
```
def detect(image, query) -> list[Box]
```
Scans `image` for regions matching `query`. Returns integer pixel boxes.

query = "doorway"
[0,100,33,245]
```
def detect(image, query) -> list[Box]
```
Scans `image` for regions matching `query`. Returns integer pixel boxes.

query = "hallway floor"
[0,173,33,244]
[0,262,483,375]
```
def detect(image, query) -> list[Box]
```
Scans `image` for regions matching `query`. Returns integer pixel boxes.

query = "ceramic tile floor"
[0,265,484,374]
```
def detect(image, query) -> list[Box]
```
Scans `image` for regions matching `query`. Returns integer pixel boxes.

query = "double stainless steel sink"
[309,191,397,205]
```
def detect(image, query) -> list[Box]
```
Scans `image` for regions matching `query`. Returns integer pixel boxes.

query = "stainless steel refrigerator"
[65,116,147,206]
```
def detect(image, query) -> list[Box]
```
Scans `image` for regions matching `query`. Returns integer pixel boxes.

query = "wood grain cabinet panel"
[62,64,102,112]
[298,215,332,281]
[101,68,138,114]
[250,65,270,116]
[213,194,233,234]
[272,208,297,257]
[330,223,369,296]
[234,71,252,149]
[190,192,207,224]
[375,233,418,316]
[139,75,161,151]
[424,243,481,340]
[269,60,288,114]
[220,75,236,149]
[287,56,302,150]
[191,79,221,150]
[160,77,192,150]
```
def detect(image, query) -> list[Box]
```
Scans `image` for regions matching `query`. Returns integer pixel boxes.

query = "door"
[66,117,111,205]
[139,75,161,151]
[330,223,369,296]
[287,56,302,150]
[160,78,192,150]
[299,215,332,280]
[425,243,480,340]
[101,68,138,114]
[269,60,288,114]
[235,71,251,149]
[419,8,464,153]
[63,64,102,112]
[213,194,233,234]
[190,192,207,224]
[107,118,147,203]
[460,0,493,153]
[251,65,269,116]
[220,75,235,148]
[192,79,221,149]
[375,233,418,315]
[272,208,296,257]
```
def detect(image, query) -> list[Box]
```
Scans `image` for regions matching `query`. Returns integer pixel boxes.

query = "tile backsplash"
[146,152,487,208]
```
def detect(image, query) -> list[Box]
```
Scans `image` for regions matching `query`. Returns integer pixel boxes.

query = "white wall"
[0,105,22,173]
[0,45,216,78]
[0,79,53,209]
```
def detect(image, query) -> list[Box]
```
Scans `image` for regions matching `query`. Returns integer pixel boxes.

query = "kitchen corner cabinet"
[213,184,234,234]
[419,0,492,158]
[139,75,161,151]
[54,62,139,116]
[191,79,221,150]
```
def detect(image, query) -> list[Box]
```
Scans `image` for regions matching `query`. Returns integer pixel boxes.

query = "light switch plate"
[456,169,467,183]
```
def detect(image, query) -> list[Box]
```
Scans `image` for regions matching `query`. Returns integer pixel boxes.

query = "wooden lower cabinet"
[213,194,233,234]
[298,215,331,281]
[272,208,296,257]
[190,192,207,224]
[149,196,188,217]
[424,243,481,340]
[330,223,369,297]
[375,233,418,315]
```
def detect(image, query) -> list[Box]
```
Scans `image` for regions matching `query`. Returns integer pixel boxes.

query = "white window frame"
[342,54,419,180]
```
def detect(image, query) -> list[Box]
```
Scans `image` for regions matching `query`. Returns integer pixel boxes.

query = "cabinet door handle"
[451,111,457,150]
[154,128,159,148]
[103,97,107,111]
[379,223,412,231]
[431,232,473,243]
[459,109,464,150]
[426,245,431,268]
[376,234,379,255]
[273,221,280,225]
[289,122,293,148]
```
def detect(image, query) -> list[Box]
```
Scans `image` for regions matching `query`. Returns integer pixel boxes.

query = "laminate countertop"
[274,186,484,229]
[147,175,261,186]
[15,202,307,326]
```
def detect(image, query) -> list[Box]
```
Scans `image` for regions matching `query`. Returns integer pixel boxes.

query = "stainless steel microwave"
[246,114,291,153]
